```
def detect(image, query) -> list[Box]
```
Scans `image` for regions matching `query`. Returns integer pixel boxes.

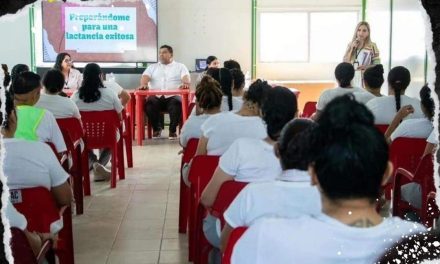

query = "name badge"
[9,190,22,204]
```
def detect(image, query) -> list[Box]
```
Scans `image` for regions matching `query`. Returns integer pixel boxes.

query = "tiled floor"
[73,140,190,264]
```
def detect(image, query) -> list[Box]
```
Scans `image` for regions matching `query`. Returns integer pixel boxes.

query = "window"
[259,11,359,63]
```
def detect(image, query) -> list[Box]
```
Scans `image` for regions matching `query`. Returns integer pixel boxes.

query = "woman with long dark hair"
[71,63,123,181]
[53,52,82,90]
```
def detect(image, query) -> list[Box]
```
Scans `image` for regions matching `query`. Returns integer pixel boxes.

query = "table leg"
[136,94,145,146]
[181,93,189,124]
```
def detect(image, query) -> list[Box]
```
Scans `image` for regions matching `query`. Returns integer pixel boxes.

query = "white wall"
[0,9,31,68]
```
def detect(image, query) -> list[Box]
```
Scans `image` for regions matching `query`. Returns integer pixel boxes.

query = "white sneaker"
[93,163,111,182]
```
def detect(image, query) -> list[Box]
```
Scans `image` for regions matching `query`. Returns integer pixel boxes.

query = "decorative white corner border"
[420,3,439,209]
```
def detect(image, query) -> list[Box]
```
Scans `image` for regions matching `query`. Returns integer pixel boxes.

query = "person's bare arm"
[200,167,234,208]
[139,75,151,90]
[220,223,234,253]
[384,105,414,143]
[51,181,72,207]
[195,135,209,156]
[423,142,437,156]
[119,90,131,106]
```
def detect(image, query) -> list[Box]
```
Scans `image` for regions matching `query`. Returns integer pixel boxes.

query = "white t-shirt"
[179,113,214,147]
[103,80,123,95]
[317,87,364,111]
[5,200,27,230]
[142,60,190,91]
[36,93,81,119]
[221,96,243,112]
[232,214,426,264]
[224,169,321,228]
[17,107,67,153]
[201,112,267,155]
[353,91,378,104]
[64,68,82,90]
[390,118,433,141]
[219,138,281,182]
[2,138,69,190]
[71,87,124,113]
[366,95,424,125]
[427,130,438,144]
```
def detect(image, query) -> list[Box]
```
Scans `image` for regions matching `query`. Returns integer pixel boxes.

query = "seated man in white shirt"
[36,69,81,119]
[232,94,426,264]
[10,71,67,154]
[220,118,321,251]
[353,64,384,104]
[139,45,190,139]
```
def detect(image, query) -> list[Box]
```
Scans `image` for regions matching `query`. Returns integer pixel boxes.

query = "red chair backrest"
[210,181,248,227]
[390,137,427,175]
[80,110,121,149]
[10,187,61,234]
[188,155,220,198]
[56,118,84,144]
[222,226,248,264]
[10,227,38,264]
[301,101,317,118]
[375,124,389,134]
[182,138,199,164]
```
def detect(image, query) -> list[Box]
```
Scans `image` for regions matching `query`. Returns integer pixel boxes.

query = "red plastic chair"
[393,154,438,227]
[179,138,199,234]
[11,187,74,264]
[222,227,248,264]
[375,124,389,134]
[384,137,427,199]
[80,110,124,188]
[195,181,248,263]
[122,110,133,168]
[57,118,89,213]
[210,181,249,229]
[187,155,220,262]
[300,101,317,118]
[11,227,55,264]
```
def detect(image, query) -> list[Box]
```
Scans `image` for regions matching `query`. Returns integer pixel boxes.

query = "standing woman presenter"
[343,21,380,88]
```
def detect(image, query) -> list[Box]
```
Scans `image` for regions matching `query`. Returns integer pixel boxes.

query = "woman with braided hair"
[366,66,424,124]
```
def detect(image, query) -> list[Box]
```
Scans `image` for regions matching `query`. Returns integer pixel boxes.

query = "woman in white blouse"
[195,79,271,156]
[385,85,434,143]
[53,52,82,90]
[366,66,424,124]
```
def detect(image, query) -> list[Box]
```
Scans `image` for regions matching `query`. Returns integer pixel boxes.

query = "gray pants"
[88,148,111,170]
[401,183,422,209]
[203,213,221,264]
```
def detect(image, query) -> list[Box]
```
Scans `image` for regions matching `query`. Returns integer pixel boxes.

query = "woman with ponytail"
[315,62,364,119]
[1,64,11,89]
[232,94,425,264]
[384,85,434,142]
[206,67,242,112]
[367,66,424,124]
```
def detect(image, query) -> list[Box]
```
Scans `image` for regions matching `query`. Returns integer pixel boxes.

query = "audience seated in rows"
[71,63,124,181]
[353,64,384,104]
[221,118,321,251]
[36,69,81,119]
[0,91,72,222]
[231,94,426,264]
[9,71,67,154]
[367,66,424,124]
[195,79,270,156]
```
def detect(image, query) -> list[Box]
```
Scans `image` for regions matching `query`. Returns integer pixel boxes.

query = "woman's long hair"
[79,63,104,103]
